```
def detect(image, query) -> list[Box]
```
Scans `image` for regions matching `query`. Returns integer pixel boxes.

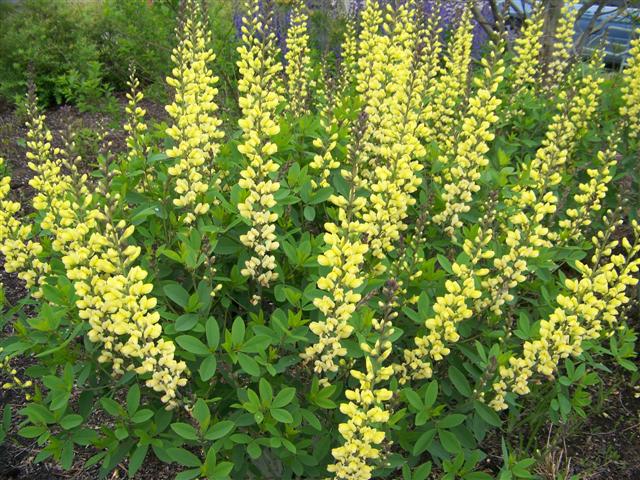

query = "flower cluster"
[309,21,356,190]
[398,227,492,382]
[236,0,285,287]
[511,5,544,92]
[422,6,473,155]
[301,214,367,374]
[559,136,617,243]
[359,1,425,261]
[123,70,151,192]
[22,101,188,410]
[304,1,426,377]
[165,0,224,224]
[0,158,49,296]
[284,0,312,116]
[68,214,188,409]
[621,28,640,139]
[328,313,395,480]
[432,42,505,235]
[490,219,640,410]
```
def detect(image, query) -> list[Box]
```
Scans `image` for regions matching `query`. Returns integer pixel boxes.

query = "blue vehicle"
[504,1,639,66]
[575,2,639,65]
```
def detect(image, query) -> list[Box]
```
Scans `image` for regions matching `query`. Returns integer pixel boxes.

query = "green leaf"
[171,422,199,440]
[448,366,472,396]
[51,390,70,411]
[473,400,502,427]
[300,409,321,430]
[464,473,493,480]
[270,408,293,424]
[60,440,74,469]
[206,317,220,349]
[60,414,83,430]
[19,425,47,438]
[259,378,273,405]
[241,335,272,353]
[131,409,154,423]
[204,420,235,441]
[414,462,432,480]
[237,353,260,376]
[167,447,201,467]
[424,381,438,408]
[309,187,333,205]
[438,429,461,454]
[175,469,201,480]
[126,384,140,416]
[191,399,210,429]
[247,441,261,459]
[272,387,296,408]
[404,388,423,411]
[128,445,148,478]
[100,397,123,417]
[164,283,189,308]
[175,314,200,332]
[176,335,210,356]
[436,414,466,429]
[231,317,245,346]
[437,254,453,274]
[303,206,316,221]
[209,461,234,479]
[413,429,436,456]
[199,355,217,381]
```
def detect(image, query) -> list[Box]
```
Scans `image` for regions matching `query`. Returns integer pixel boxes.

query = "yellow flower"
[421,6,473,155]
[236,0,285,287]
[433,41,505,235]
[511,6,544,92]
[165,0,224,223]
[284,0,313,116]
[329,316,395,480]
[621,28,640,138]
[123,70,152,192]
[490,219,640,410]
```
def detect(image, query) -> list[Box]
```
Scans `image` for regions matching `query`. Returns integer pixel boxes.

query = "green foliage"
[0,0,103,106]
[0,2,639,480]
[0,0,238,109]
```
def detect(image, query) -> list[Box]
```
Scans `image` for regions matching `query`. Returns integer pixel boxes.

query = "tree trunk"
[541,0,564,69]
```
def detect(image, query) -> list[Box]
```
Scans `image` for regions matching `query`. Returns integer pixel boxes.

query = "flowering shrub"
[1,1,639,479]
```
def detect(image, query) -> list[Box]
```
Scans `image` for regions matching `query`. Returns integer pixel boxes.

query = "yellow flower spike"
[433,40,506,236]
[0,113,51,295]
[165,0,224,224]
[284,0,313,116]
[236,0,285,287]
[512,2,544,92]
[307,1,436,382]
[397,227,492,383]
[484,66,604,315]
[123,69,152,192]
[559,134,618,243]
[491,222,640,410]
[421,6,474,156]
[621,28,640,139]
[329,313,395,480]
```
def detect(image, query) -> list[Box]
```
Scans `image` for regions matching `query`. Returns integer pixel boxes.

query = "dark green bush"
[0,0,103,107]
[0,0,238,109]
